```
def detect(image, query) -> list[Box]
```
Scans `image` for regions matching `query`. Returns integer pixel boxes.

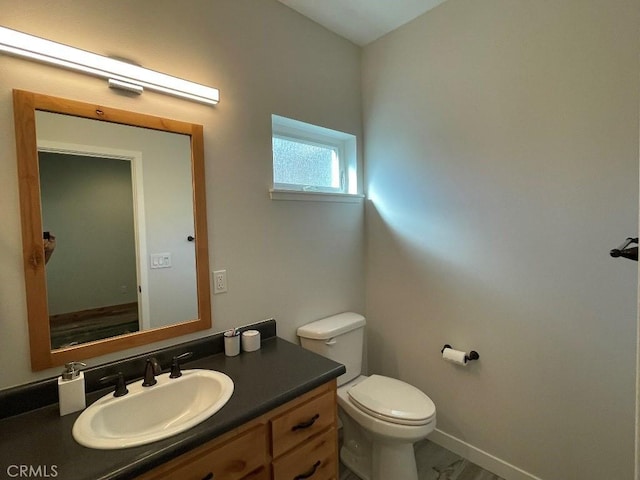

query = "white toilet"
[297,312,436,480]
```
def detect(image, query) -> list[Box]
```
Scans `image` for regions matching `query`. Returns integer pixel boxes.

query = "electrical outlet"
[213,270,228,294]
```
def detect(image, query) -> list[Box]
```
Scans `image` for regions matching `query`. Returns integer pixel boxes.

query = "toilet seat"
[347,375,436,426]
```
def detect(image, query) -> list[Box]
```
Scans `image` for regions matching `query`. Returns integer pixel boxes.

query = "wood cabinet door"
[137,424,268,480]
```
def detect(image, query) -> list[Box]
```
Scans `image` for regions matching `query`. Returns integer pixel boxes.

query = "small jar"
[241,330,261,352]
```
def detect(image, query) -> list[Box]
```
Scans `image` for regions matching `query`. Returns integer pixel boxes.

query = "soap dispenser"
[58,361,87,416]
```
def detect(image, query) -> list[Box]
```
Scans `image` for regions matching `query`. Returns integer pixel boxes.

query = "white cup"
[241,330,261,352]
[224,331,240,356]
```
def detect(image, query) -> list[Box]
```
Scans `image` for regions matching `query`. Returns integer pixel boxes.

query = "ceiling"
[277,0,449,46]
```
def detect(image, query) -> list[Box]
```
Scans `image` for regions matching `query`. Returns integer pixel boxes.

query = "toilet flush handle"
[325,338,337,346]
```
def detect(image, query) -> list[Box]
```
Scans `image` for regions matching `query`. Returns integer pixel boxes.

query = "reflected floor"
[339,439,505,480]
[50,302,139,349]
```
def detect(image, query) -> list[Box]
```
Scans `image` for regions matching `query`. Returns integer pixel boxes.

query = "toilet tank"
[297,312,366,386]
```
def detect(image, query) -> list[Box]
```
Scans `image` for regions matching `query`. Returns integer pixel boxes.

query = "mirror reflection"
[40,151,140,348]
[36,112,199,350]
[14,90,211,371]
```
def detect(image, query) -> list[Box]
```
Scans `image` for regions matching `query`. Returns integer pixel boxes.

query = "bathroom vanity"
[137,382,337,480]
[0,325,345,480]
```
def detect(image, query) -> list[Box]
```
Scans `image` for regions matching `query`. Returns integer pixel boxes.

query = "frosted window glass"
[273,137,339,189]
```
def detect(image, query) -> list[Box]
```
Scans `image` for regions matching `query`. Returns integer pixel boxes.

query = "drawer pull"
[291,414,320,431]
[294,460,321,480]
[201,473,214,480]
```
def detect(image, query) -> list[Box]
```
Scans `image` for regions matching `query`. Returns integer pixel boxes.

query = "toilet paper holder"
[441,344,480,362]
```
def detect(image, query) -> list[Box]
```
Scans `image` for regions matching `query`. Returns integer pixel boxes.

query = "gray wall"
[0,0,364,388]
[39,152,138,315]
[362,1,638,479]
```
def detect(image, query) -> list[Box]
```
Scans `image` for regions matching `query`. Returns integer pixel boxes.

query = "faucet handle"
[99,372,128,397]
[170,352,194,379]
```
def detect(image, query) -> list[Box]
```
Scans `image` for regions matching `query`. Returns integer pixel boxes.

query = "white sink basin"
[72,369,234,449]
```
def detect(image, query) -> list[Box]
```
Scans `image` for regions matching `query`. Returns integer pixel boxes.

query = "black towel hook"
[610,237,638,261]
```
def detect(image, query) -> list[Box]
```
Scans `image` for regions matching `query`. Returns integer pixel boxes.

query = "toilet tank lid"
[297,312,366,340]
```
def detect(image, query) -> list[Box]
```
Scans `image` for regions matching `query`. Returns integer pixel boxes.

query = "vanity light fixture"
[0,26,219,105]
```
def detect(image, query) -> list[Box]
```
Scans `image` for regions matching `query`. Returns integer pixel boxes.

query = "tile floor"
[339,439,505,480]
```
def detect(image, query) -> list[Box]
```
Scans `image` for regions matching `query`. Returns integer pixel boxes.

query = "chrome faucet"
[142,357,162,387]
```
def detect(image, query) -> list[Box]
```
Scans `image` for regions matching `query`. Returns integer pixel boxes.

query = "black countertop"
[0,337,344,480]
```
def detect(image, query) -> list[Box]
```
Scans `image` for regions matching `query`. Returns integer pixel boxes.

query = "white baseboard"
[429,429,544,480]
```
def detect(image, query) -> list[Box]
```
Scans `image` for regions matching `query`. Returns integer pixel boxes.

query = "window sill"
[269,189,365,203]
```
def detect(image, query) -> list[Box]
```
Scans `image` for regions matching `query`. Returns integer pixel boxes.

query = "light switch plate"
[150,253,172,269]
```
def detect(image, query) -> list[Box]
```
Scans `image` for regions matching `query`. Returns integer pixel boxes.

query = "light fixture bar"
[0,26,219,105]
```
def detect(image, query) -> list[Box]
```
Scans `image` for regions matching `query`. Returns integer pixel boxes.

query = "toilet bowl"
[297,313,437,480]
[337,375,435,480]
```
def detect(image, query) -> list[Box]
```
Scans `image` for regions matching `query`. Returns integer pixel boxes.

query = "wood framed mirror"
[13,89,211,371]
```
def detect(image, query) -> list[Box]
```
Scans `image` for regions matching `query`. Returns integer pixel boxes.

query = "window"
[271,115,358,200]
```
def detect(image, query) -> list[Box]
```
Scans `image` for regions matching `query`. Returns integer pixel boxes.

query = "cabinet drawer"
[272,428,337,480]
[137,424,268,480]
[243,466,270,480]
[271,390,336,457]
